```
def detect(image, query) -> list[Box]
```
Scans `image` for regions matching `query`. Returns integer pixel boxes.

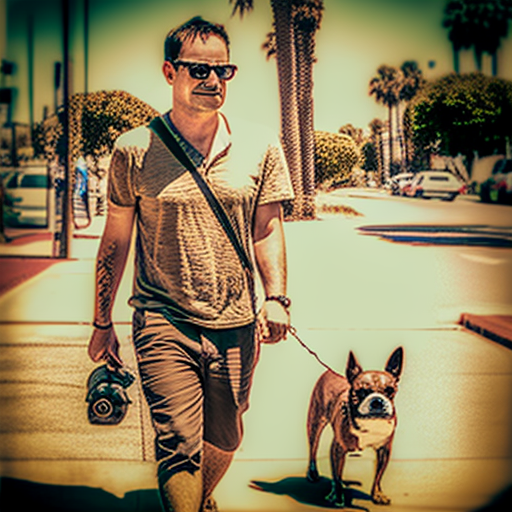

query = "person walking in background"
[87,16,294,512]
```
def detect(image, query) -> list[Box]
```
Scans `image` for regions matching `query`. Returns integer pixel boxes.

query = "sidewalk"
[1,196,512,512]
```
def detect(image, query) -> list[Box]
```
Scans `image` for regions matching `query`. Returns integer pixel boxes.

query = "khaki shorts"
[132,310,259,484]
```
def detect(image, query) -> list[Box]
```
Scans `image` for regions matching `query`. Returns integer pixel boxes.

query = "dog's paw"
[326,482,345,508]
[372,490,391,505]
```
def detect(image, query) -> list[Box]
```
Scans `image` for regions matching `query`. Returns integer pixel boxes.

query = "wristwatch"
[265,295,292,309]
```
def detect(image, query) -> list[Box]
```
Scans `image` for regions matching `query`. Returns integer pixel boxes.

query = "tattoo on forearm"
[97,241,118,319]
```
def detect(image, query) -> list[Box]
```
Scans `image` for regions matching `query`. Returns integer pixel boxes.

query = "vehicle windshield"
[492,159,512,174]
[18,174,48,188]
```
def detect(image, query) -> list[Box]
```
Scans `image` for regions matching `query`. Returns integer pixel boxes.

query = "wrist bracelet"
[93,321,113,330]
[265,295,291,309]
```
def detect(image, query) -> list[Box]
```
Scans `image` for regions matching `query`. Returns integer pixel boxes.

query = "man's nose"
[204,69,222,88]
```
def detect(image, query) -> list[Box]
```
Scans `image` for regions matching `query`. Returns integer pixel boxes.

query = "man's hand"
[258,300,290,344]
[88,326,123,368]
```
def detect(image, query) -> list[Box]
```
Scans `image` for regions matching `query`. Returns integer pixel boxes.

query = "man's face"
[164,34,230,114]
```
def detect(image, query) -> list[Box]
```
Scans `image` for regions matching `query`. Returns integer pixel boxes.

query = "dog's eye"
[384,386,395,397]
[356,389,372,400]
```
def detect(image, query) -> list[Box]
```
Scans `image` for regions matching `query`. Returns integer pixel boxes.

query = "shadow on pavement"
[357,224,512,247]
[471,485,512,512]
[0,477,161,512]
[249,475,370,511]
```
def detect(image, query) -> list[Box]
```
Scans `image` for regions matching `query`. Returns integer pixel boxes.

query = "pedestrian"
[87,16,294,512]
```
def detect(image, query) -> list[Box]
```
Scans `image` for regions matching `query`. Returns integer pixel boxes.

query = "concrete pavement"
[1,190,512,512]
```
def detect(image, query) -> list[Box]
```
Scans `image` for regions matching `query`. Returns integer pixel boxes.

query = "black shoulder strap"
[149,116,253,274]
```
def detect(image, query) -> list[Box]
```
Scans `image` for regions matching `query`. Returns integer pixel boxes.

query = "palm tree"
[235,0,304,218]
[369,118,385,184]
[442,0,473,73]
[293,0,323,218]
[443,0,512,76]
[369,65,401,180]
[472,0,512,76]
[270,0,307,218]
[398,61,425,167]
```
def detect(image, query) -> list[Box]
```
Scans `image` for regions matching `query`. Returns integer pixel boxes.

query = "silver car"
[4,165,49,227]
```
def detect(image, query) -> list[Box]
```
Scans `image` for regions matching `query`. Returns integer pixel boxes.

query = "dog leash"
[287,325,344,378]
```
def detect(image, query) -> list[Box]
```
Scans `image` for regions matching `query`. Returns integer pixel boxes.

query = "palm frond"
[230,0,254,18]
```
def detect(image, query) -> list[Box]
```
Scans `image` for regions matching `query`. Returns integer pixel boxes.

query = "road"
[1,189,511,512]
[288,191,512,333]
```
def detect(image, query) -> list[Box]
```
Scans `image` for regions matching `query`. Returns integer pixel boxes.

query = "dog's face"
[346,347,403,420]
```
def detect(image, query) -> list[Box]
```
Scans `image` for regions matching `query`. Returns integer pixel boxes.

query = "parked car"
[389,172,414,196]
[4,165,50,227]
[480,158,512,205]
[406,170,466,201]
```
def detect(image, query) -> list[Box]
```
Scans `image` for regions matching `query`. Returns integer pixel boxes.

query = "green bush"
[314,131,360,189]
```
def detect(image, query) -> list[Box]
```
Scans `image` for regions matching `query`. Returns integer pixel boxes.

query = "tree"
[442,0,473,73]
[34,90,158,167]
[233,0,324,219]
[408,72,512,173]
[398,61,425,167]
[338,123,365,146]
[472,0,512,76]
[369,118,385,184]
[369,65,402,180]
[33,90,159,227]
[443,0,512,76]
[314,131,360,189]
[293,0,324,218]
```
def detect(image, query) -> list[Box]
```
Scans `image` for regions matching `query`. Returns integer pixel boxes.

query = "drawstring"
[287,325,344,378]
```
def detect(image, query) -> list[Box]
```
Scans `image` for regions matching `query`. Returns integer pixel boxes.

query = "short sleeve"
[257,142,295,206]
[107,140,137,207]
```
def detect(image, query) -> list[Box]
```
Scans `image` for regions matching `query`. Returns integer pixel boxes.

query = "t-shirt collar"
[204,113,231,169]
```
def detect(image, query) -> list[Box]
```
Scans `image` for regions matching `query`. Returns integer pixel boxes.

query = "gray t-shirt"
[108,113,294,329]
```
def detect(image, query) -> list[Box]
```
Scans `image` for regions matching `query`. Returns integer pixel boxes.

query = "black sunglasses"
[172,60,238,81]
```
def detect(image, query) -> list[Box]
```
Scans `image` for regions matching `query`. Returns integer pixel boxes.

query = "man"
[88,16,294,512]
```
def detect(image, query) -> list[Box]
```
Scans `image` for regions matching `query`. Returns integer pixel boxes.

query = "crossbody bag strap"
[149,116,254,275]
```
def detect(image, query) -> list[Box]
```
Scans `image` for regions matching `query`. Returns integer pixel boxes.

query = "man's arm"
[253,201,290,343]
[88,201,136,366]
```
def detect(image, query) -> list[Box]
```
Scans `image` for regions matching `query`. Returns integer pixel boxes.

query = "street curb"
[458,313,512,350]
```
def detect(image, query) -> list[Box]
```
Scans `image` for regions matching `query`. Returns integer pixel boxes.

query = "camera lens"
[92,397,114,418]
[86,364,135,425]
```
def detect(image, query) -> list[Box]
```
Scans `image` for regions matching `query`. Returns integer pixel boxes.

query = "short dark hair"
[164,16,230,62]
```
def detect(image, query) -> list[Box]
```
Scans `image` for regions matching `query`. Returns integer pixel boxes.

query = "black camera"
[85,364,136,425]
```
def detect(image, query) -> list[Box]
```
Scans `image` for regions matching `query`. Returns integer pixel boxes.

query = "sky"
[5,0,512,135]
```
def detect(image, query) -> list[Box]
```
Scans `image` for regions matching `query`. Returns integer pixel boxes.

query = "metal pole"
[59,0,71,258]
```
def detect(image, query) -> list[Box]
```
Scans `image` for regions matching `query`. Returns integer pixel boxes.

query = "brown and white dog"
[306,347,404,507]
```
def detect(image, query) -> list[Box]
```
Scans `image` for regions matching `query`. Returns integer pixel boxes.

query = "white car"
[4,165,50,227]
[406,170,466,201]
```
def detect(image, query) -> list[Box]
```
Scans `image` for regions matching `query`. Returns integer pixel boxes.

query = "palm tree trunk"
[294,24,316,219]
[394,103,403,170]
[270,0,304,219]
[474,48,483,71]
[387,105,393,180]
[453,47,460,73]
[492,52,498,76]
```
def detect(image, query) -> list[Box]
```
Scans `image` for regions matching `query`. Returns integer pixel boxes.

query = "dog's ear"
[385,347,404,381]
[346,351,363,383]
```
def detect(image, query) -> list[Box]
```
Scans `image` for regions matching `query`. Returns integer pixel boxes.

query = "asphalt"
[0,190,511,512]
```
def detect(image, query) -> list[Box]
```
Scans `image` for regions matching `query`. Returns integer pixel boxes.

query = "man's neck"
[169,109,219,158]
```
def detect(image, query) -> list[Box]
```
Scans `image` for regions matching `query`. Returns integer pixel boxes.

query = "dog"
[306,347,404,507]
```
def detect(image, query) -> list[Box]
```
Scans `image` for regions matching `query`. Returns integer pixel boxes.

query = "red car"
[480,158,512,205]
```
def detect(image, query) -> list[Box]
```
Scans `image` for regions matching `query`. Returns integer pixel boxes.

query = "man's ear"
[162,61,175,85]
